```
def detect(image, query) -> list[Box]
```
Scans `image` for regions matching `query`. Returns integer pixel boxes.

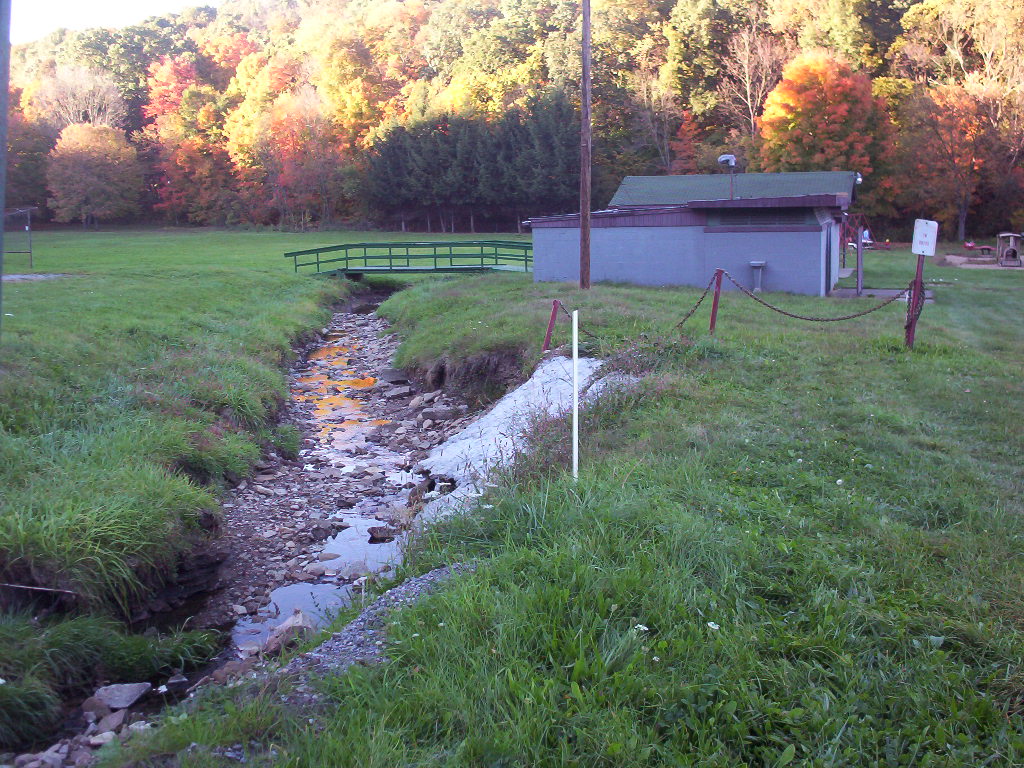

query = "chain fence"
[548,268,918,348]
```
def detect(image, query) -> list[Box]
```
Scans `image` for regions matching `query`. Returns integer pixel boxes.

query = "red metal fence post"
[905,253,926,349]
[709,269,724,335]
[542,300,560,351]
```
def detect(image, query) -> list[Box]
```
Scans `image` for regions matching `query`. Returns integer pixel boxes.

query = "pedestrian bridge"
[284,240,532,277]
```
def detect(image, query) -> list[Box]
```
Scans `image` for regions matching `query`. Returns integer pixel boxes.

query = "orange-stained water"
[292,337,387,446]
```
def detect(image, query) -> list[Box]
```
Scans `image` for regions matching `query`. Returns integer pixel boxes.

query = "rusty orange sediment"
[294,337,388,445]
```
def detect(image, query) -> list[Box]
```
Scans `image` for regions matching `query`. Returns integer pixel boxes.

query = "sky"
[11,0,221,44]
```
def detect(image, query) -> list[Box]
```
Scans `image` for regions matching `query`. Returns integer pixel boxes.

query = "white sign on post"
[912,219,939,257]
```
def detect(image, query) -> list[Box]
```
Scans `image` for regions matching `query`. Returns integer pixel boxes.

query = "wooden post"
[542,300,560,352]
[579,0,592,290]
[709,269,724,334]
[905,253,926,349]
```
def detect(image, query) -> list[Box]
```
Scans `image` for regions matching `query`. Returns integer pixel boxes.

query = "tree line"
[6,0,1023,239]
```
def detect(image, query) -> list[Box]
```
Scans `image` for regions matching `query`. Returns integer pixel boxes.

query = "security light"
[717,154,736,167]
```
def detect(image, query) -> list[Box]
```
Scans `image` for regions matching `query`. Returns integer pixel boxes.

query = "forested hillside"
[7,0,1023,238]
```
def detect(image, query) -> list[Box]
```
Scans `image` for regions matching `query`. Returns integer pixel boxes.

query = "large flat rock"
[93,682,152,710]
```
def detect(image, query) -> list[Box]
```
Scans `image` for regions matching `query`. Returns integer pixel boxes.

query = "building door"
[824,223,832,295]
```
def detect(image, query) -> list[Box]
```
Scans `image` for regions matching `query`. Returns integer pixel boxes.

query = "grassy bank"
[100,247,1023,765]
[1,229,353,605]
[2,228,496,747]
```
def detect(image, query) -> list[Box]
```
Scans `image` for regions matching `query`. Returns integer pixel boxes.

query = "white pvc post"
[572,310,579,481]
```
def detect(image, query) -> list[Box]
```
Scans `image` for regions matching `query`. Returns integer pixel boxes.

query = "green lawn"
[100,245,1024,766]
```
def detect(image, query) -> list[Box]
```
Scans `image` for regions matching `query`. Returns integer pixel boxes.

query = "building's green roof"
[609,171,857,207]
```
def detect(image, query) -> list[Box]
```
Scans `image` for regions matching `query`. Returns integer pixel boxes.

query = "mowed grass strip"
[0,228,373,605]
[103,248,1024,765]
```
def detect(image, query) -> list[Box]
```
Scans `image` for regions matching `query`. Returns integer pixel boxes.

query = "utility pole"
[578,0,592,290]
[0,0,10,342]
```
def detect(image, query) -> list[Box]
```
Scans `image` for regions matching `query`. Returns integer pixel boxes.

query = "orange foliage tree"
[143,56,198,120]
[758,51,898,216]
[901,84,998,241]
[668,110,699,174]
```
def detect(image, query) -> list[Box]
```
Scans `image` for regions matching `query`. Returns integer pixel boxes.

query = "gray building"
[527,171,858,296]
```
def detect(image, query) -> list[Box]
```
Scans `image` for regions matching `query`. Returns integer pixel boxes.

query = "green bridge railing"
[284,240,532,276]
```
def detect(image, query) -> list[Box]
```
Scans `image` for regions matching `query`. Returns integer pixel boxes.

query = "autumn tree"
[46,124,143,226]
[716,28,789,136]
[900,84,998,240]
[6,110,54,208]
[29,67,127,131]
[668,111,700,173]
[758,51,898,215]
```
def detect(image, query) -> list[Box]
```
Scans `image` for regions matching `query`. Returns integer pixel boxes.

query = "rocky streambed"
[196,300,479,648]
[5,299,480,768]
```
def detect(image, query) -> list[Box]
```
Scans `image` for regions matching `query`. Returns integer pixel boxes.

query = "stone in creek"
[378,368,410,384]
[367,525,400,543]
[93,682,151,710]
[422,406,459,421]
[318,551,341,561]
[383,386,413,399]
[80,696,112,719]
[88,732,117,748]
[254,485,274,496]
[95,710,128,734]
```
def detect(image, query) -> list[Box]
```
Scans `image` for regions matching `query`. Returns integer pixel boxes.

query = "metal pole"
[856,227,864,297]
[578,0,592,290]
[0,0,10,342]
[26,209,32,270]
[709,269,724,334]
[572,310,579,481]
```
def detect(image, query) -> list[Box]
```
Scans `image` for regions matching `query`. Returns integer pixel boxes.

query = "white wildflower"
[634,623,649,632]
[652,656,660,662]
[707,621,720,631]
[836,479,844,485]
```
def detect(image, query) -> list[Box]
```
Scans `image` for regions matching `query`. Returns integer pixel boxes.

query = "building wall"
[533,224,827,295]
[703,229,824,295]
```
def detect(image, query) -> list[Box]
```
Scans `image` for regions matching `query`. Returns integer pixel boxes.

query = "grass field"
[96,243,1024,766]
[1,227,522,748]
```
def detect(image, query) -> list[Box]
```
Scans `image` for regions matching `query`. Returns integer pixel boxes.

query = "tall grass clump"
[0,612,218,748]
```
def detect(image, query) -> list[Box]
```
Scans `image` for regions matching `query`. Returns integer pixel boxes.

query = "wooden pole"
[905,253,926,349]
[578,0,592,290]
[709,269,724,334]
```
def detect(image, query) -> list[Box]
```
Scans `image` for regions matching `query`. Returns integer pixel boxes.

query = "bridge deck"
[284,240,532,276]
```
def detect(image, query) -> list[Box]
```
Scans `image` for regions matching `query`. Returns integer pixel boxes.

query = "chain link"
[553,269,915,349]
[556,301,602,341]
[719,270,911,322]
[673,273,718,329]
